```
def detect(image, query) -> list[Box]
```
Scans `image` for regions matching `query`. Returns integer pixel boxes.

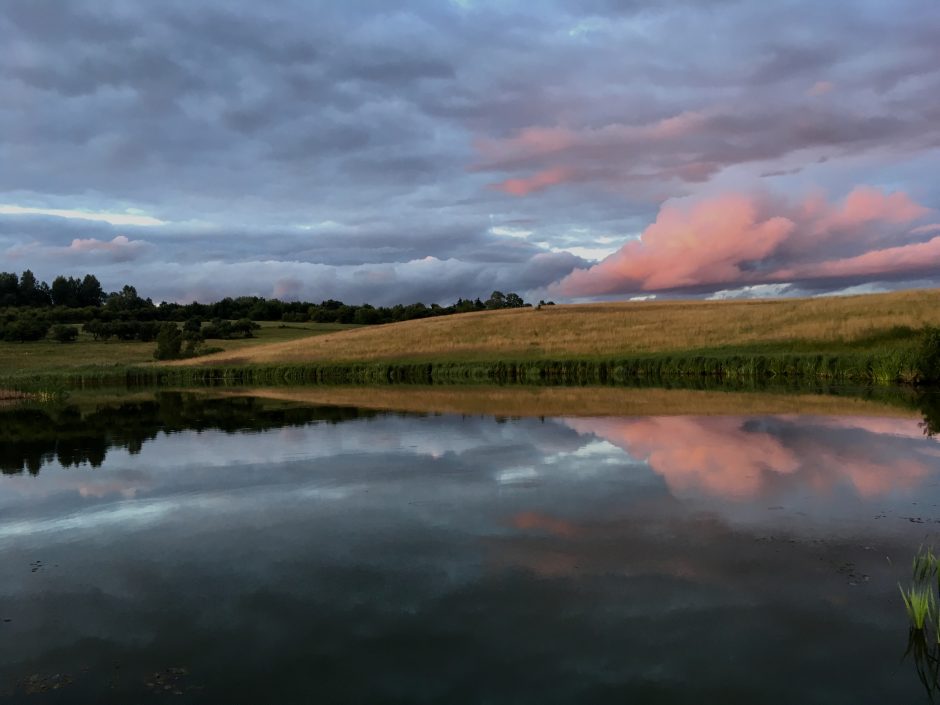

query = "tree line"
[0,270,540,343]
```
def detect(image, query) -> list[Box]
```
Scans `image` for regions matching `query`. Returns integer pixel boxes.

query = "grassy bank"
[0,350,921,392]
[160,351,917,385]
[2,290,940,389]
[0,321,357,376]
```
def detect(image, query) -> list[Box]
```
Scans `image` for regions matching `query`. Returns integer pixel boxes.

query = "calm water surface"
[2,392,940,703]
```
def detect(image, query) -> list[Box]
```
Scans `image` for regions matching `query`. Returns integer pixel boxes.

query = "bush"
[915,327,940,383]
[154,323,183,360]
[50,324,79,343]
[0,317,51,342]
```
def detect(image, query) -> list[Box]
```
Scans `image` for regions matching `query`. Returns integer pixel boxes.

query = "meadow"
[5,290,940,387]
[181,289,940,366]
[0,322,357,377]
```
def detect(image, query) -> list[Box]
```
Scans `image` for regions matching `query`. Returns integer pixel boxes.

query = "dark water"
[3,392,940,703]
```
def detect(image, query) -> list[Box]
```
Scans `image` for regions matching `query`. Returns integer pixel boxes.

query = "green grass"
[902,585,935,631]
[0,322,359,377]
[900,547,940,633]
[0,349,928,391]
[1,294,938,389]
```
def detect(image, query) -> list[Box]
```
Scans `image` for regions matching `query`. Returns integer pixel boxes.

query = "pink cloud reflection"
[564,415,934,501]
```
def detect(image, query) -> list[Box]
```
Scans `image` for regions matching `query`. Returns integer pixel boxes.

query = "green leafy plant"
[901,584,935,631]
[901,547,940,632]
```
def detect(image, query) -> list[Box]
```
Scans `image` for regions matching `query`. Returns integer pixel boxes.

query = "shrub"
[50,324,79,343]
[154,323,183,360]
[0,317,51,342]
[914,327,940,384]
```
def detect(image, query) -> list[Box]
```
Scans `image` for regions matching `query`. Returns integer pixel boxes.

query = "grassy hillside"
[179,289,940,366]
[0,322,357,376]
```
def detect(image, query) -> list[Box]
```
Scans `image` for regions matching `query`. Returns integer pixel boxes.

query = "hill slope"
[178,289,940,366]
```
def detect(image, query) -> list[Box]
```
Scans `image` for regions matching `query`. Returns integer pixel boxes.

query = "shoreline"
[0,349,922,390]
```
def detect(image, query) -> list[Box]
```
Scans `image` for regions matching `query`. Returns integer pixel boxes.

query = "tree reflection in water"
[0,392,381,475]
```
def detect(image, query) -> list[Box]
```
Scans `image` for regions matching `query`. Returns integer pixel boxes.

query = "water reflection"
[564,415,937,501]
[0,392,380,475]
[1,391,940,703]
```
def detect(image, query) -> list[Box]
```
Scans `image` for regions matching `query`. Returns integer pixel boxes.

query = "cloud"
[0,0,938,301]
[6,234,152,265]
[491,167,574,196]
[564,415,935,501]
[807,80,834,96]
[21,252,580,306]
[557,186,934,296]
[66,235,150,261]
[0,205,165,226]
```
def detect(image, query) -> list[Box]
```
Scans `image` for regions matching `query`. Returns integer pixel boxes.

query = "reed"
[914,547,939,584]
[0,349,928,391]
[901,585,935,631]
[901,547,940,632]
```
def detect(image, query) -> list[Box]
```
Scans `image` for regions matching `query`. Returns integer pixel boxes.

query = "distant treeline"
[0,269,535,326]
[0,269,541,342]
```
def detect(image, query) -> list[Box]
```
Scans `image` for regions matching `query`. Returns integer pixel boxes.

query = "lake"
[2,388,940,703]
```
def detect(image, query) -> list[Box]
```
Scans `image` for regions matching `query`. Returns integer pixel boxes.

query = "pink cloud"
[557,186,935,296]
[510,511,578,537]
[67,235,149,262]
[822,185,928,229]
[567,417,800,500]
[564,416,932,501]
[775,235,940,280]
[807,80,834,96]
[490,166,574,196]
[479,112,714,197]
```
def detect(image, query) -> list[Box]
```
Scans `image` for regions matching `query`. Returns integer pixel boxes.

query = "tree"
[50,324,79,343]
[106,284,151,313]
[154,323,183,360]
[51,276,81,307]
[0,316,51,342]
[0,272,19,306]
[485,291,507,309]
[231,318,260,338]
[19,270,51,307]
[78,274,104,307]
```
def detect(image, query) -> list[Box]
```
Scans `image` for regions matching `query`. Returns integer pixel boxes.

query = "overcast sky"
[1,0,939,304]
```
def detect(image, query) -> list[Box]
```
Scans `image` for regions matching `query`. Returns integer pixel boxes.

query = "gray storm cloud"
[1,0,938,302]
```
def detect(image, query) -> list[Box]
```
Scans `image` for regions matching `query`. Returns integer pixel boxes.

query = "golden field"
[179,289,940,366]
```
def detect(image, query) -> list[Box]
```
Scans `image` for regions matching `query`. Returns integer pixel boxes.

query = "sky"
[1,0,939,305]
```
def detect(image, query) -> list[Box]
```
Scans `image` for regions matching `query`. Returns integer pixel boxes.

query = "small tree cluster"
[202,318,260,339]
[50,325,79,343]
[85,320,161,342]
[154,323,183,360]
[0,315,51,342]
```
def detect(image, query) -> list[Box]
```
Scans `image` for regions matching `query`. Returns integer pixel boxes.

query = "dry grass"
[223,386,918,418]
[179,289,940,366]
